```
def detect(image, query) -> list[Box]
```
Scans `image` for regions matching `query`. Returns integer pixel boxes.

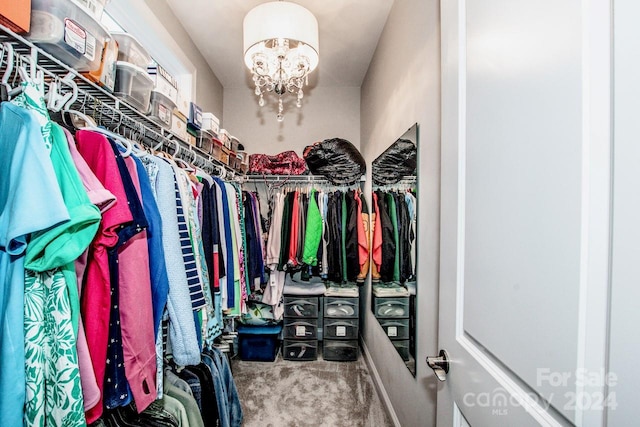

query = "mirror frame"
[370,123,418,375]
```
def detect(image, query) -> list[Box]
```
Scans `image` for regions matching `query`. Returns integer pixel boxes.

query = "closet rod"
[0,24,233,178]
[239,174,366,183]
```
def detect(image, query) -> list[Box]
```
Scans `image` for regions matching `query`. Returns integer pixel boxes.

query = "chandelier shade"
[243,1,319,121]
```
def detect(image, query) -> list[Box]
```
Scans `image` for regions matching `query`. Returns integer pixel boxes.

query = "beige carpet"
[231,350,393,427]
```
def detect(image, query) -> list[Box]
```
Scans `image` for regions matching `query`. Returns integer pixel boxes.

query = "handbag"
[248,150,308,175]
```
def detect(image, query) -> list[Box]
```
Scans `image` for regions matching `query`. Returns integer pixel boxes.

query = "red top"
[76,130,133,424]
[119,155,157,412]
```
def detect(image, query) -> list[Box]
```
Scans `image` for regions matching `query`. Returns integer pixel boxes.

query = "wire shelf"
[0,24,234,178]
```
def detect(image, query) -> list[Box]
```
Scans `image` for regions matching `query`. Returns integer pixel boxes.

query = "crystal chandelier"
[243,1,319,121]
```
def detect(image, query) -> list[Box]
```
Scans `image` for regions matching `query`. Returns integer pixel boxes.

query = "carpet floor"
[231,350,394,427]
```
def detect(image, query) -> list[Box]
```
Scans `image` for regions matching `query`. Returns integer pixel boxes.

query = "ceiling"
[165,0,394,90]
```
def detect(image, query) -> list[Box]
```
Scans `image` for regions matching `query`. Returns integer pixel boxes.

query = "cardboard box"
[188,102,203,130]
[148,64,178,105]
[0,0,31,33]
[176,89,191,117]
[170,111,188,142]
[81,37,117,91]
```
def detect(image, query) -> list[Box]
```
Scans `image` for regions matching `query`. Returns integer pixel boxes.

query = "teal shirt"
[0,103,70,427]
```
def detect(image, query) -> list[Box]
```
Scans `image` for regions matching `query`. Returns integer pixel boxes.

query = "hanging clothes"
[372,187,417,285]
[0,102,74,427]
[302,189,322,266]
[145,156,200,367]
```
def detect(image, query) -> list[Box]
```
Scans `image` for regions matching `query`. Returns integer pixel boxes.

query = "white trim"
[575,0,612,425]
[454,0,467,341]
[360,339,401,427]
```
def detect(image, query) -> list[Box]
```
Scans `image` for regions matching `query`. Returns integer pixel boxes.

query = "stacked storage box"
[111,32,153,113]
[27,0,110,73]
[282,296,320,361]
[372,284,411,361]
[322,285,360,361]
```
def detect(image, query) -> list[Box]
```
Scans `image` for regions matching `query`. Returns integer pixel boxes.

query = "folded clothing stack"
[324,282,359,297]
[372,282,410,297]
[283,272,326,296]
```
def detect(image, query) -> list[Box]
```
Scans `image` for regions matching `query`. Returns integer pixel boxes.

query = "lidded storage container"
[148,90,176,129]
[111,32,151,69]
[114,61,154,113]
[27,0,110,72]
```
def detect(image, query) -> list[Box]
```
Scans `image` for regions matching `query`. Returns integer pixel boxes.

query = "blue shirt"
[133,155,170,338]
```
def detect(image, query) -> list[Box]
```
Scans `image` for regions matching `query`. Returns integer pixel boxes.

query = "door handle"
[426,349,450,381]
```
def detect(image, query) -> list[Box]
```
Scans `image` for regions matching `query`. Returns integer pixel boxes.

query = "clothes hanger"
[44,73,76,113]
[69,108,133,157]
[0,42,15,101]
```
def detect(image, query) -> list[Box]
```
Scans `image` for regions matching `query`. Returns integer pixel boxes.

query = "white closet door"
[436,0,613,425]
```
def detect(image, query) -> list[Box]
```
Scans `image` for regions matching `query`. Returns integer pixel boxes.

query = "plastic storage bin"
[237,324,282,362]
[211,138,223,161]
[323,340,359,361]
[324,297,359,318]
[114,61,154,113]
[196,131,215,154]
[201,112,220,136]
[324,318,359,340]
[378,318,410,340]
[284,297,319,318]
[283,319,318,340]
[148,90,176,129]
[112,32,151,69]
[219,129,231,149]
[373,296,410,318]
[230,136,240,153]
[148,65,178,105]
[28,0,109,72]
[220,146,230,165]
[283,340,318,361]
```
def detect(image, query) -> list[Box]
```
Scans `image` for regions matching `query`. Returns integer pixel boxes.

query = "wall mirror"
[370,123,418,375]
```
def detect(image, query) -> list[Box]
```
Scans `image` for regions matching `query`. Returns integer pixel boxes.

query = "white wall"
[223,86,360,156]
[141,0,224,118]
[360,0,441,425]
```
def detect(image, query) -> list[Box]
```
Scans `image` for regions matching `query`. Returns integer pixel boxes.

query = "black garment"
[394,192,413,283]
[102,401,179,427]
[326,191,344,282]
[201,182,223,292]
[140,400,181,427]
[243,191,264,286]
[376,190,396,282]
[344,190,360,281]
[314,190,324,276]
[211,182,226,281]
[277,192,294,271]
[177,368,202,411]
[187,363,219,426]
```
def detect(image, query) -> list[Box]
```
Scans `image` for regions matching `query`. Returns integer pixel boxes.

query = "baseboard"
[360,339,401,427]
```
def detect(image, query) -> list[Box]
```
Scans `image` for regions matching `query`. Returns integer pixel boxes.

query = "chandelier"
[243,1,319,121]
